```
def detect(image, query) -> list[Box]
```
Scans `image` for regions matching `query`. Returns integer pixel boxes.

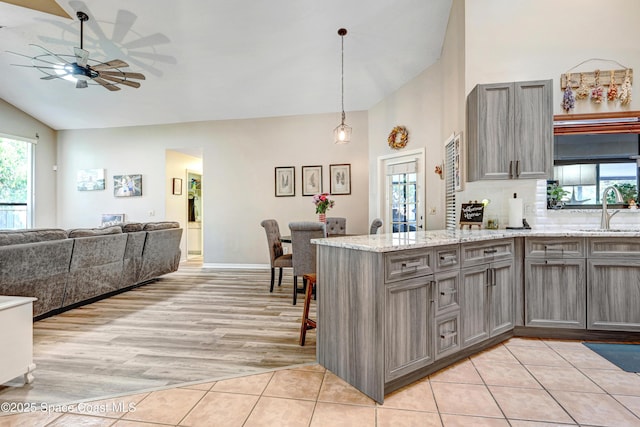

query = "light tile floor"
[1,338,639,426]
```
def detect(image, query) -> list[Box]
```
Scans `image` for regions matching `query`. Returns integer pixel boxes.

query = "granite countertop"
[312,227,640,253]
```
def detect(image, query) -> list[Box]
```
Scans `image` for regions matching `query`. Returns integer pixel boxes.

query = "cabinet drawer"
[385,249,434,283]
[461,239,514,267]
[434,245,460,272]
[525,237,585,258]
[435,270,459,315]
[588,237,640,258]
[435,312,460,360]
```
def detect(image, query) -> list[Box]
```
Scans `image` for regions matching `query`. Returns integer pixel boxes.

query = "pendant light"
[334,28,351,144]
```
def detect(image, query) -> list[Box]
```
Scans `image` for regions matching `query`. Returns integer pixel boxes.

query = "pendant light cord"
[339,29,346,124]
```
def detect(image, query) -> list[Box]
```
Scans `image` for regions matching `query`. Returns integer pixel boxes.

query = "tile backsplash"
[457,179,640,230]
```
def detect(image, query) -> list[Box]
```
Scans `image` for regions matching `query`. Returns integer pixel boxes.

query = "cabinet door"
[513,80,553,179]
[385,278,434,381]
[525,259,586,329]
[467,82,514,181]
[435,312,460,360]
[587,259,640,332]
[434,269,460,315]
[461,264,489,347]
[489,259,515,336]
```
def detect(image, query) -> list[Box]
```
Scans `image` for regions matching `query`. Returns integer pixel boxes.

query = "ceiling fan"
[8,11,145,91]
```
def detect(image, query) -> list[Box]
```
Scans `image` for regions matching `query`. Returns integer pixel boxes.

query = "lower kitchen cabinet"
[385,277,434,381]
[435,312,460,359]
[587,259,640,332]
[525,259,586,328]
[461,259,514,348]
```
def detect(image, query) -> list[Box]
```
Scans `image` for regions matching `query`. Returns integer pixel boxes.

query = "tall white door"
[381,152,425,232]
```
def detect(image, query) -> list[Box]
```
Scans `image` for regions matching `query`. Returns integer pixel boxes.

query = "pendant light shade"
[334,28,351,144]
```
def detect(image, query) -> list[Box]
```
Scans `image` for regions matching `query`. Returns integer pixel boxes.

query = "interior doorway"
[377,149,426,232]
[186,170,202,260]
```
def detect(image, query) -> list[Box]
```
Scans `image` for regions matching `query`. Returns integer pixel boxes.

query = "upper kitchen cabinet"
[466,80,553,181]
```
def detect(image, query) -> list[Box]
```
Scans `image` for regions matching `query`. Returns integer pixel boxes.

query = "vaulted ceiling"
[0,0,452,130]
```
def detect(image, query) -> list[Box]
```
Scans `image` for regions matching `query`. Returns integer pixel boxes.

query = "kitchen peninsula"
[313,228,640,403]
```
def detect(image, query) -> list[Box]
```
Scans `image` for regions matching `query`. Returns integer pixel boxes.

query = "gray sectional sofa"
[0,222,182,319]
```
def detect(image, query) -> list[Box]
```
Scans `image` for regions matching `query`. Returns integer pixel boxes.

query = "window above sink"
[551,112,640,209]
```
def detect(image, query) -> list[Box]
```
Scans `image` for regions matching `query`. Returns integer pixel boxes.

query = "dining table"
[280,234,356,243]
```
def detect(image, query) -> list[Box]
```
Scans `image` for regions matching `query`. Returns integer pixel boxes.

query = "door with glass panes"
[384,155,424,232]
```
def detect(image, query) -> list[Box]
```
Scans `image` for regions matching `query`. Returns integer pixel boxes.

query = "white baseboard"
[201,263,269,270]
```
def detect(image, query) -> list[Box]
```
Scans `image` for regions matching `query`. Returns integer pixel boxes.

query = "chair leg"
[293,275,298,305]
[278,267,283,286]
[269,267,275,292]
[299,274,316,346]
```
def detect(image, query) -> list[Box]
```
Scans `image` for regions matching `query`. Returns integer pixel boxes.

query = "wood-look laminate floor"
[0,266,316,404]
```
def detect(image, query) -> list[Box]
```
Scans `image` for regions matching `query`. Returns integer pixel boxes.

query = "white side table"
[0,296,36,385]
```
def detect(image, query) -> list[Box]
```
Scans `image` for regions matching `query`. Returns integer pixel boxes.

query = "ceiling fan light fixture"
[8,10,145,91]
[334,28,351,145]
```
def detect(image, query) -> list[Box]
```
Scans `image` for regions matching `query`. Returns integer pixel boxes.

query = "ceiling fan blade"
[76,80,88,89]
[92,59,129,71]
[74,47,89,67]
[99,70,146,80]
[8,51,65,68]
[29,44,72,65]
[93,77,121,91]
[98,74,141,88]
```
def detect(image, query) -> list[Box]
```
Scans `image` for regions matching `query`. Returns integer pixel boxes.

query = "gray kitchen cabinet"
[460,239,515,348]
[587,238,640,332]
[460,260,514,347]
[466,80,552,181]
[524,237,586,329]
[385,277,434,381]
[433,246,461,360]
[525,259,586,328]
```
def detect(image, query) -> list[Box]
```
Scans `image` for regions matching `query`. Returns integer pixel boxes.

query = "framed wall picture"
[172,178,182,195]
[77,168,105,191]
[330,163,351,195]
[113,174,142,197]
[101,213,125,226]
[302,165,322,196]
[275,166,295,197]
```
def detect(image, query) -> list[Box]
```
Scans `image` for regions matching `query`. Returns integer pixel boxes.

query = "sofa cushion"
[122,222,144,232]
[67,226,123,238]
[143,221,180,231]
[0,228,68,246]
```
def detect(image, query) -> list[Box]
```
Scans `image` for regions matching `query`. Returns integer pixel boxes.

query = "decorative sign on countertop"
[459,203,484,228]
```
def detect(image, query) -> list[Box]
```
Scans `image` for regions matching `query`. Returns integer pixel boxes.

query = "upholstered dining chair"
[325,217,346,235]
[370,218,383,234]
[288,221,325,305]
[260,219,293,293]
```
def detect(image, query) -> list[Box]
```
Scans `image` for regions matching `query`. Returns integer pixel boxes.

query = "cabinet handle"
[483,248,498,255]
[440,331,457,340]
[543,245,565,254]
[544,260,566,265]
[509,160,513,178]
[440,289,458,296]
[516,160,521,177]
[439,255,457,264]
[401,260,422,269]
[486,267,496,287]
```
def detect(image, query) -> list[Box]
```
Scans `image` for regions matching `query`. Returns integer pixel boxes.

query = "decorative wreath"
[388,125,409,150]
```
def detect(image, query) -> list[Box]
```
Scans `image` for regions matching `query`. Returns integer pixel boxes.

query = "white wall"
[56,111,369,266]
[0,99,57,228]
[368,61,445,230]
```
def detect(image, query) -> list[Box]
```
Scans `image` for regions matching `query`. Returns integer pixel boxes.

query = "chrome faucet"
[600,185,624,229]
